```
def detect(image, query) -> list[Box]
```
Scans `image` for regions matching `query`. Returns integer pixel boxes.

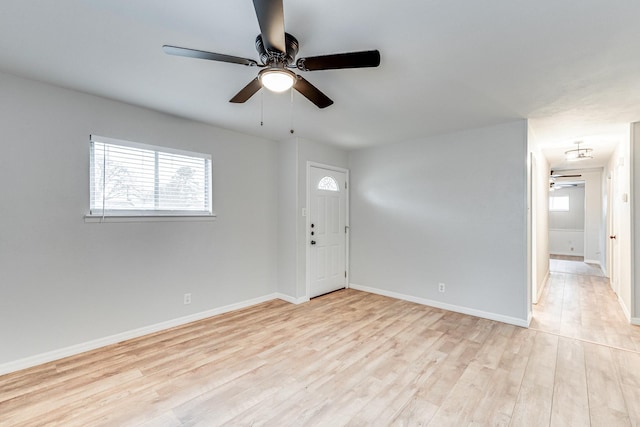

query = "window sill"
[84,214,217,223]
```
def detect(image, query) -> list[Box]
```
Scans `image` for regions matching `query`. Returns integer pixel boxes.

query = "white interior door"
[308,166,347,298]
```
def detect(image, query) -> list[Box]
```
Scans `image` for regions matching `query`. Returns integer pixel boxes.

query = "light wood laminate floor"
[548,259,605,277]
[549,255,583,261]
[532,260,640,352]
[2,288,640,426]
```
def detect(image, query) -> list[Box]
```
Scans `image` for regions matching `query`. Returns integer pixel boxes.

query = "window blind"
[90,135,212,216]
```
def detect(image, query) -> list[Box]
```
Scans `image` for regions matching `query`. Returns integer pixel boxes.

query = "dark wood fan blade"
[293,76,333,109]
[252,0,286,53]
[296,50,380,71]
[230,78,262,103]
[163,45,259,67]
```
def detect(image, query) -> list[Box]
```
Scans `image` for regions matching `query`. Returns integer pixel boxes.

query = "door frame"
[607,169,618,294]
[306,162,350,299]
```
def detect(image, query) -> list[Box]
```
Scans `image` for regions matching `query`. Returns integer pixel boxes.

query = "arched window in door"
[318,176,339,191]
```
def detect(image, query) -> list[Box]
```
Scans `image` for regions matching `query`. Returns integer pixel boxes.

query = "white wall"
[0,72,278,367]
[348,120,528,325]
[527,131,550,306]
[277,139,298,299]
[632,122,640,321]
[549,230,585,256]
[583,170,603,264]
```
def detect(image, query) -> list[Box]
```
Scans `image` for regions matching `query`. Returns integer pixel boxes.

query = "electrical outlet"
[184,293,191,305]
[438,283,446,293]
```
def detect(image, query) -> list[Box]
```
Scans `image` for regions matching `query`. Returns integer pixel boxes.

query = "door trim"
[607,169,617,293]
[305,162,350,299]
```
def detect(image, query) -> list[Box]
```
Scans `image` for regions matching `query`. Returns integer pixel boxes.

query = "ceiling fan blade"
[550,170,582,178]
[293,76,333,109]
[296,50,381,71]
[230,78,262,103]
[163,45,259,67]
[252,0,286,53]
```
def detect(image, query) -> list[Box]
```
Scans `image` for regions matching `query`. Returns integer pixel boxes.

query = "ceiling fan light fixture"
[259,68,295,92]
[565,141,593,161]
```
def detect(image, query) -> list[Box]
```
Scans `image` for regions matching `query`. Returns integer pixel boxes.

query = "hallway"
[531,259,640,352]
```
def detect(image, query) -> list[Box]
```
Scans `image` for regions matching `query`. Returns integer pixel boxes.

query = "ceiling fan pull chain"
[290,87,295,134]
[260,90,264,127]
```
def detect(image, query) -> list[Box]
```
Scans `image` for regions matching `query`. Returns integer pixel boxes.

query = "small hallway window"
[549,196,569,212]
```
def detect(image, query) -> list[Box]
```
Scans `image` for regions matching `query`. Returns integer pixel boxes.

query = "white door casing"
[608,166,620,295]
[307,164,348,298]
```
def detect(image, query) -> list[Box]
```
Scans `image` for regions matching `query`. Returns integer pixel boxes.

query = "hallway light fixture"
[565,141,593,162]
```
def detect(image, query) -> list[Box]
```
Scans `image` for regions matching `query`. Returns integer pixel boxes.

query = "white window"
[89,135,212,216]
[317,176,339,191]
[549,196,569,212]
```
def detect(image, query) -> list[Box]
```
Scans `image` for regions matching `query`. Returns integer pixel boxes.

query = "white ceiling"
[1,1,639,166]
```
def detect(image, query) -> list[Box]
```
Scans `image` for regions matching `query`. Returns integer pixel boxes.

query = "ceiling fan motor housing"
[255,33,299,66]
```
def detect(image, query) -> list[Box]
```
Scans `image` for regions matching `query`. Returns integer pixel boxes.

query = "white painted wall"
[0,72,278,367]
[632,122,640,321]
[583,170,603,264]
[277,139,298,300]
[527,129,550,306]
[549,230,585,256]
[348,120,528,324]
[534,155,550,303]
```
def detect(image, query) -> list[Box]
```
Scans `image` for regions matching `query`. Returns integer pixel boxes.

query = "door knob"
[310,240,316,245]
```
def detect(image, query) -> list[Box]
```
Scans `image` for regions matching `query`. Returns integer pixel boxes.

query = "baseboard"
[275,293,309,305]
[584,259,601,266]
[349,283,529,328]
[550,252,585,257]
[534,269,550,304]
[618,295,632,322]
[632,318,640,326]
[0,293,278,376]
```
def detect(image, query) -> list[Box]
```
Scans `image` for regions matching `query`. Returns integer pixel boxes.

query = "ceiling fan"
[163,0,381,109]
[549,170,583,191]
